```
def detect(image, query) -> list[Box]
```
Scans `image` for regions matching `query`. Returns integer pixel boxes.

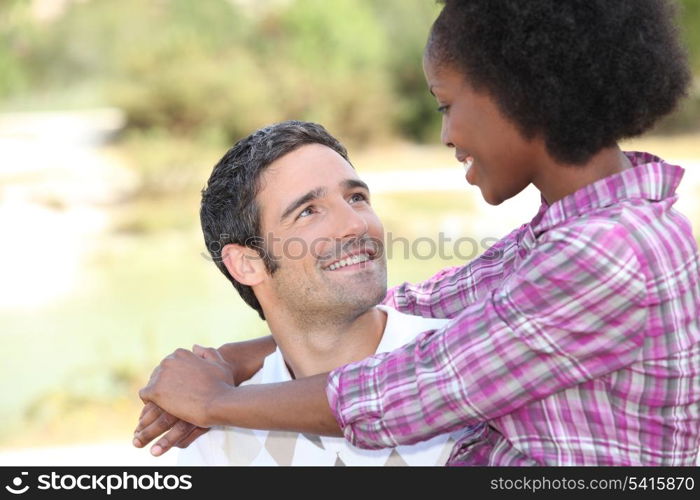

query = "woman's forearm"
[208,372,343,437]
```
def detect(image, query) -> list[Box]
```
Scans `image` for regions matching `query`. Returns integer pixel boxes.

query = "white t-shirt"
[178,305,458,466]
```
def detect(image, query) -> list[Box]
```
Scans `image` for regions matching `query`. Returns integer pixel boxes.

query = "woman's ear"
[221,243,267,286]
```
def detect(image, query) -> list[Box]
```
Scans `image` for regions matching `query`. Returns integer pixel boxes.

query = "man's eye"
[297,206,314,219]
[349,193,368,203]
[437,104,449,114]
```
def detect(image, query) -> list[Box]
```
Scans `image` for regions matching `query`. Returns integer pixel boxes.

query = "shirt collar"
[530,151,685,235]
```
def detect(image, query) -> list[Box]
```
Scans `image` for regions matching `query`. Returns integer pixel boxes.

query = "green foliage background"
[4,0,695,145]
[0,0,444,144]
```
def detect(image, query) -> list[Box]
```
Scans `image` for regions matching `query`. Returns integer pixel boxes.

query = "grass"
[0,226,266,446]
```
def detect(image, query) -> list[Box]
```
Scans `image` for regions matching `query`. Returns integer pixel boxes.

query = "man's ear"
[221,243,267,286]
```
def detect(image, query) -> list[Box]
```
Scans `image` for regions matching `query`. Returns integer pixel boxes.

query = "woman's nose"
[441,119,454,148]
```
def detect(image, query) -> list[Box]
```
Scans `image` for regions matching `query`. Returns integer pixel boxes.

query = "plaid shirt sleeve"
[328,221,649,448]
[382,225,524,318]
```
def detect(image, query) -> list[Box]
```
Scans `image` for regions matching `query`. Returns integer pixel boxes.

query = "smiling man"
[165,120,467,465]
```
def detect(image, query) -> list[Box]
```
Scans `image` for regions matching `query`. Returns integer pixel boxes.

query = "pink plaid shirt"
[327,152,700,465]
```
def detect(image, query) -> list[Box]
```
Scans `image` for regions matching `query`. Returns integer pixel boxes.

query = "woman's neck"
[534,145,633,205]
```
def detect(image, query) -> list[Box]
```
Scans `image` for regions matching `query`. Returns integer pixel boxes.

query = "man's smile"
[319,237,382,272]
[323,251,373,271]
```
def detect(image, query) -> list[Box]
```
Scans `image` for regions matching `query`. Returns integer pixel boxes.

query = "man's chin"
[324,267,387,297]
[330,285,387,311]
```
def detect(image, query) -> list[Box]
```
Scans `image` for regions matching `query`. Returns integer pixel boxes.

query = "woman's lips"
[463,156,476,185]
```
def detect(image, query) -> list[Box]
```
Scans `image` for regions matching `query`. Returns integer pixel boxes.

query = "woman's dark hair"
[200,120,350,320]
[427,0,691,164]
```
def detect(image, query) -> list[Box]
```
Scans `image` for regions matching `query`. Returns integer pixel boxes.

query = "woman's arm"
[383,225,524,318]
[330,224,648,448]
[209,374,342,436]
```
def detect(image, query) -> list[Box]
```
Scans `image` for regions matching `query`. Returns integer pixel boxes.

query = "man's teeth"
[327,253,370,271]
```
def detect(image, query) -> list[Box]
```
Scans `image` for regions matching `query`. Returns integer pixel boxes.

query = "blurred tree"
[368,0,442,142]
[254,0,395,144]
[678,0,700,72]
[109,0,397,145]
[108,0,271,138]
[0,0,32,99]
[1,0,699,138]
[653,0,700,133]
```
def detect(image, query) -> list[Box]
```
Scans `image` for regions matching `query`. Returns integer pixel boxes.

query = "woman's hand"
[133,336,277,455]
[133,401,209,456]
[217,336,276,385]
[134,344,232,455]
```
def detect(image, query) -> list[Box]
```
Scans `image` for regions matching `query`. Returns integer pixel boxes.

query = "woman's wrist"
[205,382,239,427]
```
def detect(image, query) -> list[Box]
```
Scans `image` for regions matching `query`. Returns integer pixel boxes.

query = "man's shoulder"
[376,305,449,352]
[240,345,290,387]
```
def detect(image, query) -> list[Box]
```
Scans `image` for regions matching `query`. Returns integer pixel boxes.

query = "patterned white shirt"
[179,305,464,466]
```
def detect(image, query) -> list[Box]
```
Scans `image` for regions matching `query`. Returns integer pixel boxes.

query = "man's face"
[255,143,387,322]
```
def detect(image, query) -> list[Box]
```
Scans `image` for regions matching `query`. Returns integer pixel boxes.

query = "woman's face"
[423,54,542,205]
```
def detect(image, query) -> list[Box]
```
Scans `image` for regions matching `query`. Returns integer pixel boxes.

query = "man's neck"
[264,306,387,378]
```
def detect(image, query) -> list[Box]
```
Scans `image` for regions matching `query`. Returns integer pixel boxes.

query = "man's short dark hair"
[200,120,351,319]
[427,0,691,165]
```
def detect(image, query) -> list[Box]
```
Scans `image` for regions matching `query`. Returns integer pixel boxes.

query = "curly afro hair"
[427,0,691,165]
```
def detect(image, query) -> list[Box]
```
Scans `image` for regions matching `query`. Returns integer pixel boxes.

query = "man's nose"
[333,201,369,240]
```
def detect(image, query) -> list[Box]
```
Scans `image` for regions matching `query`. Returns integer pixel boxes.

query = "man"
[141,120,470,465]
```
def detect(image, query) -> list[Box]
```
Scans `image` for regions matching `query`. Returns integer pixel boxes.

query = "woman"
[135,0,699,465]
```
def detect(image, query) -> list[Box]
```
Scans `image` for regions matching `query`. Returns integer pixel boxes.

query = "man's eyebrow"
[280,187,326,222]
[429,86,435,96]
[342,178,370,192]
